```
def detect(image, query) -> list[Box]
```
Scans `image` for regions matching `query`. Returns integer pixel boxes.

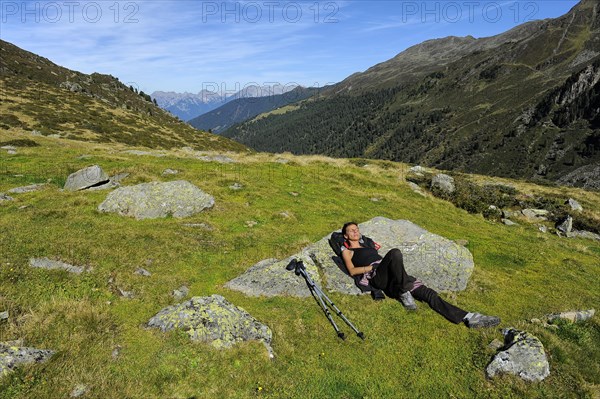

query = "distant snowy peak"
[151,84,298,121]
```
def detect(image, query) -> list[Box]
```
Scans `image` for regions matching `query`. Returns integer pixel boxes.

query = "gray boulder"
[0,342,54,376]
[29,257,87,274]
[486,328,550,382]
[556,216,573,235]
[226,217,474,297]
[310,217,474,294]
[0,193,14,202]
[566,198,583,212]
[60,81,82,92]
[570,230,600,241]
[225,256,321,298]
[172,285,190,300]
[64,165,109,191]
[147,295,273,357]
[97,180,214,220]
[431,174,455,194]
[521,209,549,221]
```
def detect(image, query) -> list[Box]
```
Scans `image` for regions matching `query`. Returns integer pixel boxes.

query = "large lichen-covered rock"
[147,295,273,357]
[226,217,474,297]
[486,328,550,382]
[0,342,54,376]
[310,217,474,294]
[225,256,321,298]
[97,180,214,220]
[64,165,109,191]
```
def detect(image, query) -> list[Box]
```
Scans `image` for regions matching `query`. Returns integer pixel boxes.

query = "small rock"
[7,150,16,155]
[501,209,514,219]
[8,184,46,194]
[70,384,88,398]
[289,192,299,197]
[566,198,583,212]
[547,309,595,324]
[0,311,8,321]
[162,169,179,176]
[229,183,243,190]
[489,205,498,210]
[134,268,151,277]
[556,216,573,235]
[118,288,135,299]
[111,345,122,360]
[1,145,17,150]
[172,285,189,300]
[530,318,542,325]
[181,223,213,230]
[502,219,518,226]
[0,342,55,376]
[570,230,600,241]
[0,193,14,202]
[431,173,455,194]
[486,328,550,382]
[279,211,291,218]
[245,220,258,228]
[29,257,87,274]
[31,130,42,136]
[370,197,381,202]
[275,158,289,164]
[521,209,549,220]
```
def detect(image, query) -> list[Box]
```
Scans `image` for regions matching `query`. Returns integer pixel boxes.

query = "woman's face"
[344,224,360,241]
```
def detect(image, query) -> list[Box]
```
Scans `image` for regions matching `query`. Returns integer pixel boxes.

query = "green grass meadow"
[0,131,599,398]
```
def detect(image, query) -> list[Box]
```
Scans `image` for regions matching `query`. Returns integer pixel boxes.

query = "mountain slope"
[188,86,318,133]
[223,0,600,186]
[0,40,248,152]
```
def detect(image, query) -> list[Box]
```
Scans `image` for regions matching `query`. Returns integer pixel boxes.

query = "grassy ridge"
[0,130,599,398]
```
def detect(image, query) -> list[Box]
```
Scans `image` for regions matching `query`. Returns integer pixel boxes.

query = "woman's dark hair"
[342,222,358,236]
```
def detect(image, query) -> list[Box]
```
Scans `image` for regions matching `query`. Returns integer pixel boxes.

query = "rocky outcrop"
[64,165,109,191]
[557,163,600,190]
[486,328,550,382]
[147,295,273,357]
[0,342,55,376]
[97,180,214,220]
[226,217,474,297]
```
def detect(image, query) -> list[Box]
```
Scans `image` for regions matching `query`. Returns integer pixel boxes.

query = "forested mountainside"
[223,0,600,186]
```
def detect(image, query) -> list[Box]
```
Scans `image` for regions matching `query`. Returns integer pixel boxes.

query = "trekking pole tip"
[337,332,346,340]
[357,332,365,340]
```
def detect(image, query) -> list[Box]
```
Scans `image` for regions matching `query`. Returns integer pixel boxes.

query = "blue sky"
[0,1,579,95]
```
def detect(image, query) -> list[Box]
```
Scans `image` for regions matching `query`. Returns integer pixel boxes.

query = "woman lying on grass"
[340,222,500,328]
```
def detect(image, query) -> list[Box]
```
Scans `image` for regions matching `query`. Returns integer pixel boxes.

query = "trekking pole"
[286,259,365,340]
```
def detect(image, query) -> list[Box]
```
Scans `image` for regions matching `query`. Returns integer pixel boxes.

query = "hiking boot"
[464,313,500,328]
[399,291,417,310]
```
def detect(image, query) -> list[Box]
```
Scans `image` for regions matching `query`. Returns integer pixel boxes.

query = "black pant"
[370,249,468,324]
